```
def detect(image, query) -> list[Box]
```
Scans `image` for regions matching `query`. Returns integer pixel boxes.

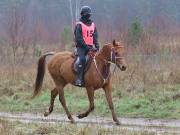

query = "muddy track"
[0,112,180,134]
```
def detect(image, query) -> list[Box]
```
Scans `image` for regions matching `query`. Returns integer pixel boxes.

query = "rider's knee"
[79,56,86,64]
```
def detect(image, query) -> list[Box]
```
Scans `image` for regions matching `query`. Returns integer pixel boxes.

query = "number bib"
[77,22,95,46]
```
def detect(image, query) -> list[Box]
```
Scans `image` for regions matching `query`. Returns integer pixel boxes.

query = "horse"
[32,40,127,125]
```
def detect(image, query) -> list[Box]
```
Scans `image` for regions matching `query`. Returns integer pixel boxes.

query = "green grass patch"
[0,87,179,119]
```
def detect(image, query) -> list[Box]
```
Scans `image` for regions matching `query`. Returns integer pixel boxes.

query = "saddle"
[72,50,96,74]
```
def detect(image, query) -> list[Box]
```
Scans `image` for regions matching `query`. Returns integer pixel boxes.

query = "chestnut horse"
[32,40,127,125]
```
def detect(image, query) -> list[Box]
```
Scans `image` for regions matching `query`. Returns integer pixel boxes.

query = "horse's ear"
[113,40,116,46]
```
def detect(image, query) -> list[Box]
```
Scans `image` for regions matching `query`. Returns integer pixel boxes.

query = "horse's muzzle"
[117,64,127,71]
[120,65,126,71]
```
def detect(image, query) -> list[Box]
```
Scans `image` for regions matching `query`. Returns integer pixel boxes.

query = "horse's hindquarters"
[47,52,75,84]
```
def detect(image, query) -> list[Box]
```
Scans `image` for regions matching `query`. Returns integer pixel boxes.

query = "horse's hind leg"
[57,85,75,123]
[44,88,58,117]
[77,87,94,119]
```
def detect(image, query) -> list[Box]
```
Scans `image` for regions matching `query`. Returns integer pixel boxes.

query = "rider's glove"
[91,48,98,52]
[85,45,92,51]
[96,46,100,51]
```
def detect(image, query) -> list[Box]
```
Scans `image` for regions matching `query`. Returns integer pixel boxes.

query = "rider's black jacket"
[74,17,99,51]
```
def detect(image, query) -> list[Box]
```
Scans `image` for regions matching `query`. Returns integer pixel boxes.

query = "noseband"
[110,46,124,64]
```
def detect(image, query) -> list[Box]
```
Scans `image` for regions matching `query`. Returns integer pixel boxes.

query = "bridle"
[93,45,125,85]
[109,46,124,65]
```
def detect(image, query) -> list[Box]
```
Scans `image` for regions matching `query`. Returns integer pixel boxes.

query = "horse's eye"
[115,52,118,55]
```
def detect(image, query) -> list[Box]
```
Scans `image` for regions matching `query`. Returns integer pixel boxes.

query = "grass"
[0,58,180,119]
[0,86,179,119]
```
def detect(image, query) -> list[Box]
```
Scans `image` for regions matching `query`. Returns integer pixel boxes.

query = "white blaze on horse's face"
[112,41,127,71]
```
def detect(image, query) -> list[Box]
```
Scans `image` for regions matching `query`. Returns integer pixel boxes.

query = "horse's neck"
[97,50,107,60]
[94,55,110,79]
[95,53,111,72]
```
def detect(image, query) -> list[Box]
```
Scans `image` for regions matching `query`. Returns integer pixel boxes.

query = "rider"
[74,6,99,87]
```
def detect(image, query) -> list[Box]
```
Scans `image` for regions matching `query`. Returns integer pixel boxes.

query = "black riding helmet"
[80,6,92,18]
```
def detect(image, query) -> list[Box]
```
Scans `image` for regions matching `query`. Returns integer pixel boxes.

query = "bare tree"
[75,0,81,22]
[69,0,74,32]
[3,2,29,66]
[68,0,82,31]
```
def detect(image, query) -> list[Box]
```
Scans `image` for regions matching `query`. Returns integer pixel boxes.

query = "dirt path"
[0,112,180,134]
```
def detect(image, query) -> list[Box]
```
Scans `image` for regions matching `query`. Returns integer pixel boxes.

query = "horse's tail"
[32,52,55,98]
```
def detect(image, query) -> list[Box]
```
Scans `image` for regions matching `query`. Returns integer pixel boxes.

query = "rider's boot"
[75,64,85,87]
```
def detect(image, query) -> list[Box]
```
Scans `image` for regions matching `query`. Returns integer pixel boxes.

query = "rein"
[93,56,111,85]
[93,46,123,85]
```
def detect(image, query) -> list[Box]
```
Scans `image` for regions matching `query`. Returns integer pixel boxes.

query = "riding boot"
[75,64,85,87]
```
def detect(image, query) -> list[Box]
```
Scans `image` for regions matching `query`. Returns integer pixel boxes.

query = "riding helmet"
[80,6,92,17]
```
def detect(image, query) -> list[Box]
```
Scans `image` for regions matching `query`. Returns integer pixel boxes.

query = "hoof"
[44,112,49,117]
[70,118,75,124]
[77,114,85,119]
[68,116,75,123]
[115,121,121,125]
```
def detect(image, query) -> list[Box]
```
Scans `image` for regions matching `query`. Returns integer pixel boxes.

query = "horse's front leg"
[103,83,120,125]
[44,88,58,117]
[77,87,94,119]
